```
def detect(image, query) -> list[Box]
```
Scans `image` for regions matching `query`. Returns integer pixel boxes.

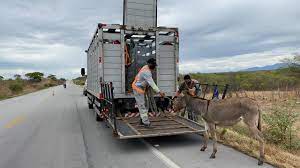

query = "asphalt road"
[0,82,273,168]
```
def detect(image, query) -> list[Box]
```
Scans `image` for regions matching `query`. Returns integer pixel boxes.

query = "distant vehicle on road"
[83,80,87,96]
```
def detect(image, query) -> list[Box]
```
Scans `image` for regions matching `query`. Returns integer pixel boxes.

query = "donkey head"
[172,90,192,112]
[172,95,187,112]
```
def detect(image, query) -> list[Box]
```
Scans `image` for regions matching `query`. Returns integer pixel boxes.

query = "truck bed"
[115,115,206,139]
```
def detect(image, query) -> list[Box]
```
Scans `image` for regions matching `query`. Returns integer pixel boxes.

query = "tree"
[282,53,300,73]
[290,53,300,67]
[47,74,57,81]
[59,78,66,81]
[25,72,44,82]
[14,74,22,80]
[0,76,3,80]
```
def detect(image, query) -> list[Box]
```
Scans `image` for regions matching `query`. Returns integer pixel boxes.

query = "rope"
[145,87,158,113]
[164,96,174,102]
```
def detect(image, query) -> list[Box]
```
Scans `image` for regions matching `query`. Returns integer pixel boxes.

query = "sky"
[0,0,300,79]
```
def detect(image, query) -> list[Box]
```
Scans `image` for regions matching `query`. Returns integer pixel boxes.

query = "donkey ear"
[179,92,185,97]
[182,90,189,95]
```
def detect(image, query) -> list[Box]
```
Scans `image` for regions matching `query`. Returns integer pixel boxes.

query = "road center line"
[141,140,181,168]
[4,116,25,128]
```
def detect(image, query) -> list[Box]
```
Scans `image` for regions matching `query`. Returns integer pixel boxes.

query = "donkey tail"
[257,108,262,131]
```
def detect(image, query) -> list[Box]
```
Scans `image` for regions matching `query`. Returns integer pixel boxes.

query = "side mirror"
[81,68,85,76]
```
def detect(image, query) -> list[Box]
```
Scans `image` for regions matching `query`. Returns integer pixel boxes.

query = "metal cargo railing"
[100,82,118,134]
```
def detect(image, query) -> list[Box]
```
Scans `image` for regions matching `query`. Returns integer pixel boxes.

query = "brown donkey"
[173,94,265,165]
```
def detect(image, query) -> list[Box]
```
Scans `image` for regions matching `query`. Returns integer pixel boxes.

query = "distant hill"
[241,63,287,72]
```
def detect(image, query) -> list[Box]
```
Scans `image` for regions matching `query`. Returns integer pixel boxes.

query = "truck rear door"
[123,0,157,28]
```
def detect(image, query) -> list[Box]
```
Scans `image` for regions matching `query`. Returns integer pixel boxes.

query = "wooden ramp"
[115,115,205,139]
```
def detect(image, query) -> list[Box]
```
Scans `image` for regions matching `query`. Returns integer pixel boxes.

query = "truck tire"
[88,103,93,109]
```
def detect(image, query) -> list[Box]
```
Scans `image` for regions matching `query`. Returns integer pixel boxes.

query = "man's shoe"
[139,119,151,128]
[139,119,143,125]
[143,123,151,128]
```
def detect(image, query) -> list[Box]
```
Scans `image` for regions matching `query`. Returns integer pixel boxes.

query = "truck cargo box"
[123,0,157,28]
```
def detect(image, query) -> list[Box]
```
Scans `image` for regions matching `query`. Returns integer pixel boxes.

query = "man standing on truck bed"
[132,58,165,127]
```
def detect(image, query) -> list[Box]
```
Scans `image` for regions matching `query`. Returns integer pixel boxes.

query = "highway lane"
[0,82,273,168]
[0,85,89,168]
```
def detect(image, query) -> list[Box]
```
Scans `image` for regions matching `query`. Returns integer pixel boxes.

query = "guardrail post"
[222,84,229,99]
[100,83,103,112]
[212,85,219,99]
[202,84,208,99]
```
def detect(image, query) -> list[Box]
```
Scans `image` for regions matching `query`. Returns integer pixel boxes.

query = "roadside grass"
[73,76,86,86]
[73,79,85,86]
[0,79,63,100]
[216,128,300,168]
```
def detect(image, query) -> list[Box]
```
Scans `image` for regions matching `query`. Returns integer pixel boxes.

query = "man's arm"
[143,72,160,93]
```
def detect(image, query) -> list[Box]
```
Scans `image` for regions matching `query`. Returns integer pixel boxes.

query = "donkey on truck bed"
[173,93,265,165]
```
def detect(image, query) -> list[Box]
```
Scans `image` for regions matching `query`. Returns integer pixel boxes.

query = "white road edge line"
[141,140,181,168]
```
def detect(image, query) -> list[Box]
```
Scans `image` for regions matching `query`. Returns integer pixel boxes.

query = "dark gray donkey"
[173,93,265,165]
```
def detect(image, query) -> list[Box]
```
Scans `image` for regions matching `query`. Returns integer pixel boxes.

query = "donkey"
[173,93,265,165]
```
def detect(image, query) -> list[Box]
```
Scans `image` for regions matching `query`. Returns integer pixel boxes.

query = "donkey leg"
[200,130,208,151]
[209,124,218,159]
[248,125,265,165]
[200,122,209,151]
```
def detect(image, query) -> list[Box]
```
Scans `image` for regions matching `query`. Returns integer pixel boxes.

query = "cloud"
[0,0,300,78]
[180,47,299,73]
[158,0,300,60]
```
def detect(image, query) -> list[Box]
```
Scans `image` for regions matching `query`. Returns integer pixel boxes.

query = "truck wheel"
[95,112,103,122]
[88,103,93,109]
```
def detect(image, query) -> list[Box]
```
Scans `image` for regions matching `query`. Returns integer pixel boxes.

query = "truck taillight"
[98,23,107,28]
[175,31,179,37]
[99,93,104,100]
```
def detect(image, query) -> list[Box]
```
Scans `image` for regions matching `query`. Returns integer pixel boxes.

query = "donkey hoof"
[209,155,216,159]
[258,160,264,166]
[200,147,207,151]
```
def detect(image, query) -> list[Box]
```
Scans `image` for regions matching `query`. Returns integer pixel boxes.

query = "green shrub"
[44,83,55,88]
[9,82,24,93]
[263,103,299,150]
[73,79,85,86]
[229,123,250,136]
[25,72,44,82]
[47,74,57,81]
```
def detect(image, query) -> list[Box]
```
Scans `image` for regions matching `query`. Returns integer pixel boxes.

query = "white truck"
[81,0,205,139]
